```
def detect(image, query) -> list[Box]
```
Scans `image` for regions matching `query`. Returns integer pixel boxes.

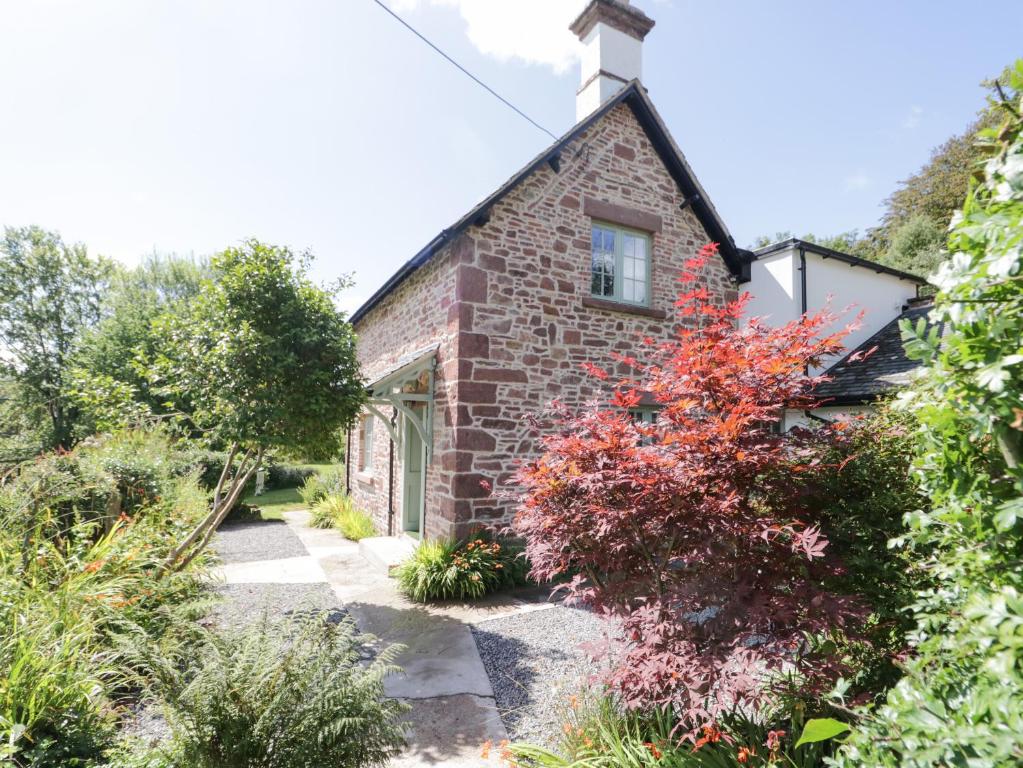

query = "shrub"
[513,244,862,728]
[135,613,408,768]
[395,536,529,602]
[170,448,233,490]
[780,403,930,699]
[299,466,346,506]
[310,494,376,540]
[834,61,1023,768]
[264,462,316,490]
[0,428,213,767]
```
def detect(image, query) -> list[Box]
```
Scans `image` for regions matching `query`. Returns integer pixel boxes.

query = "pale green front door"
[402,406,425,537]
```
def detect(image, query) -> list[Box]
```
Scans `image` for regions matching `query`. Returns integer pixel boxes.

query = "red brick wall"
[353,102,736,540]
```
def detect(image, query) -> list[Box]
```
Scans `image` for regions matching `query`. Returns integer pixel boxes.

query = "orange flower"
[693,724,722,751]
[84,559,105,573]
[737,745,756,763]
[568,694,579,709]
[643,742,663,760]
[480,739,492,759]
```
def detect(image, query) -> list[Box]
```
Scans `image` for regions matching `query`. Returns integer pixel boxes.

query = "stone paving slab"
[213,555,327,584]
[390,694,508,768]
[280,511,513,765]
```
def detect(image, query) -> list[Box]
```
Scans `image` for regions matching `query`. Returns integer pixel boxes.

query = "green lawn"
[241,486,306,520]
[241,463,341,521]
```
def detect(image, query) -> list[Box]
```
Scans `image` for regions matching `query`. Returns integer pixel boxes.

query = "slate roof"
[350,80,752,325]
[367,342,440,390]
[815,300,942,405]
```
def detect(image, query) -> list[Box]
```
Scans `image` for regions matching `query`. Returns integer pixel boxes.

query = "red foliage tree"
[513,244,866,728]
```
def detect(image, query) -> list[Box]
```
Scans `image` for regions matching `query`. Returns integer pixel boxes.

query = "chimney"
[570,0,655,123]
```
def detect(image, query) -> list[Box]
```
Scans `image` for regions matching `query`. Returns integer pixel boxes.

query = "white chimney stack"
[570,0,655,123]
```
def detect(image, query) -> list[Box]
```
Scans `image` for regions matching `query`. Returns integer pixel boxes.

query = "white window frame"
[359,415,374,474]
[630,406,660,445]
[590,221,652,307]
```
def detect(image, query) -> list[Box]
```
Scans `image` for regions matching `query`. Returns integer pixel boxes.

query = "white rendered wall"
[744,251,799,326]
[782,405,874,431]
[577,22,642,121]
[804,252,917,359]
[745,244,918,369]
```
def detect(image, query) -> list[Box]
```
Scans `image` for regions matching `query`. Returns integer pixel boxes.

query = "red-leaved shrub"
[513,244,867,728]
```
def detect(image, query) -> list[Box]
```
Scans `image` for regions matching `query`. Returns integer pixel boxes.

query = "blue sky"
[1,1,1020,313]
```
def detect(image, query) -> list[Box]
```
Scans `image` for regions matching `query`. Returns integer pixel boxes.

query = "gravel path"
[214,519,309,564]
[472,605,612,747]
[210,519,345,630]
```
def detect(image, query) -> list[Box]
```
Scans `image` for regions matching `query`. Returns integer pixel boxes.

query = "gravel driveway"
[471,605,612,747]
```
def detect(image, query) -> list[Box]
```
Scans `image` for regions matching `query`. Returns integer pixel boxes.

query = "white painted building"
[744,238,928,429]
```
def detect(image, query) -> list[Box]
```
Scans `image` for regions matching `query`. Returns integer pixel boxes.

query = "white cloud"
[844,171,871,191]
[388,0,588,74]
[902,105,923,130]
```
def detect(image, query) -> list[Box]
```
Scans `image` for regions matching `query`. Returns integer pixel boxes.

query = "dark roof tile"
[815,301,942,404]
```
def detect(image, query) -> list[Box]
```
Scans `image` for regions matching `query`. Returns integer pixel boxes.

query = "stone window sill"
[355,471,375,485]
[581,296,667,319]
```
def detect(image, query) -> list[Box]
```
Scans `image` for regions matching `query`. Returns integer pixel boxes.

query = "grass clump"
[310,494,377,540]
[129,613,408,768]
[394,536,530,602]
[510,693,835,767]
[298,465,345,506]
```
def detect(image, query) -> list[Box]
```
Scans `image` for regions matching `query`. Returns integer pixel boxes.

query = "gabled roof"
[350,81,751,324]
[753,238,927,285]
[815,299,942,405]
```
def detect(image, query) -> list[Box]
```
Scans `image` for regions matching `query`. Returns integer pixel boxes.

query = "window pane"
[632,280,646,304]
[621,233,649,305]
[591,225,617,298]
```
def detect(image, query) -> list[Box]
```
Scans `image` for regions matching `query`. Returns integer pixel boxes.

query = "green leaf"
[794,718,851,748]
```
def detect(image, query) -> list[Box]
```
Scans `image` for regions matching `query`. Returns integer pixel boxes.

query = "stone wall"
[352,101,736,540]
[349,244,460,541]
[444,102,736,535]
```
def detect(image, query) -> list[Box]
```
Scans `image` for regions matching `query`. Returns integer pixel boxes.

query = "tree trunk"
[162,444,255,573]
[173,447,263,572]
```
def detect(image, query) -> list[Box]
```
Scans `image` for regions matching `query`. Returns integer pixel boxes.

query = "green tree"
[749,229,875,259]
[155,240,365,571]
[70,254,207,436]
[881,213,946,278]
[0,226,112,450]
[836,61,1023,767]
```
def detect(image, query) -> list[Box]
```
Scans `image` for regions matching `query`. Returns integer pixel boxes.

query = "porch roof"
[367,342,440,395]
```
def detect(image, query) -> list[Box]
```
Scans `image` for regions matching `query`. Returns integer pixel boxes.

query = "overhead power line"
[368,0,559,141]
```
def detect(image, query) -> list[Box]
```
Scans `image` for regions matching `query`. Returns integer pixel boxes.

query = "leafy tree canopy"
[70,254,207,437]
[154,240,365,570]
[154,240,364,455]
[0,226,113,450]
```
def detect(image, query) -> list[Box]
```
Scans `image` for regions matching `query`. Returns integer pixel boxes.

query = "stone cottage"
[343,0,926,545]
[344,0,751,542]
